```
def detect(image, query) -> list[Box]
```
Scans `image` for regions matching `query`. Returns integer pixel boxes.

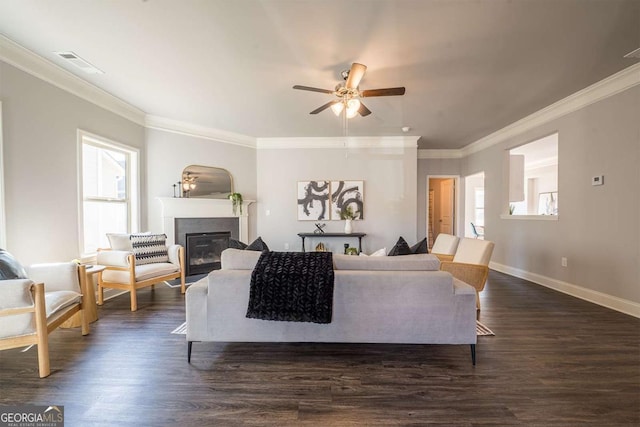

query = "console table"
[298,232,366,253]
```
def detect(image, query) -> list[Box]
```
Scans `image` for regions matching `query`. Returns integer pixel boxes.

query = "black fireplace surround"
[175,217,239,277]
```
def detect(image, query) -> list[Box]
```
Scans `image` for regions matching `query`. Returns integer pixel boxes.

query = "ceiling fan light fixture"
[346,99,360,118]
[331,102,344,116]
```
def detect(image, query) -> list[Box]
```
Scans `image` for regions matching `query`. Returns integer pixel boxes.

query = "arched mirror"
[181,165,233,198]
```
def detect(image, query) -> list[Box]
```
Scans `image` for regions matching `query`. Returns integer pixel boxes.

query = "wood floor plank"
[0,271,638,426]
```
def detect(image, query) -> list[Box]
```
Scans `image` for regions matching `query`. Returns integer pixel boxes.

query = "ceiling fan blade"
[361,87,406,97]
[345,63,367,89]
[310,100,340,114]
[293,85,334,94]
[358,102,372,117]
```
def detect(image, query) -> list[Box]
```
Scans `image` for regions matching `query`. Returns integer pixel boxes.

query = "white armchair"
[97,233,185,312]
[0,259,90,378]
[440,238,495,310]
[431,233,460,262]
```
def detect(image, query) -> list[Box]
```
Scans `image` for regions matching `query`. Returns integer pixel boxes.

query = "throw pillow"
[246,236,269,252]
[0,249,28,280]
[107,233,134,251]
[228,239,248,250]
[129,233,169,265]
[387,237,411,256]
[360,248,387,257]
[410,238,428,254]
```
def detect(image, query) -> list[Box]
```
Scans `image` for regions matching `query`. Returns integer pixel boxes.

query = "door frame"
[426,175,461,243]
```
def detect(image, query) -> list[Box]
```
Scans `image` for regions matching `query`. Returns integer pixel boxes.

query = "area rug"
[476,321,495,336]
[171,322,187,334]
[172,321,495,336]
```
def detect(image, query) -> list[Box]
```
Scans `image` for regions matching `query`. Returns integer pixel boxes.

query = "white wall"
[0,62,145,264]
[257,140,417,254]
[145,128,257,239]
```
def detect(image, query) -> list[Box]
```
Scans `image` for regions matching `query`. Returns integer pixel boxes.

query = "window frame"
[77,130,140,256]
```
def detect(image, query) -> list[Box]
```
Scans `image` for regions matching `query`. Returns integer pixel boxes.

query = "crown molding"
[0,35,146,126]
[461,62,640,157]
[145,115,257,148]
[417,149,462,159]
[257,136,419,150]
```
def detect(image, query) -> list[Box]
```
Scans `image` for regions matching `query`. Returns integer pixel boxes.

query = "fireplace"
[185,232,231,276]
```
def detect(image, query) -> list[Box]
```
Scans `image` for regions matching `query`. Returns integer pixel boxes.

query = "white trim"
[145,115,257,148]
[257,136,419,150]
[490,261,640,318]
[461,63,640,157]
[417,149,462,159]
[0,35,145,126]
[0,102,6,248]
[499,214,559,221]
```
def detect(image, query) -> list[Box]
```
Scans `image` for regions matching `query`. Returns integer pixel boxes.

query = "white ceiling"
[0,0,638,149]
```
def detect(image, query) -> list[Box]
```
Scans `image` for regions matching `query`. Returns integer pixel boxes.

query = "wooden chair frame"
[97,247,185,312]
[440,261,489,310]
[0,266,90,378]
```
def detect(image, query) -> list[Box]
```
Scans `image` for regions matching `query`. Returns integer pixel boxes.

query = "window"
[78,131,139,255]
[508,133,558,217]
[464,172,485,238]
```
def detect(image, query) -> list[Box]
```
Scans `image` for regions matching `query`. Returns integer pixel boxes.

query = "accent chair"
[440,237,495,310]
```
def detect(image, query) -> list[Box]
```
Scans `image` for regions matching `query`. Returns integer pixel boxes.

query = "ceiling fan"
[293,63,405,118]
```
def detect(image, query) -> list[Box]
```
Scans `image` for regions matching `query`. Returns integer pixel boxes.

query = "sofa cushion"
[0,249,28,280]
[334,253,440,271]
[130,233,170,265]
[221,248,262,270]
[102,262,179,283]
[410,238,428,254]
[387,237,411,256]
[246,236,269,252]
[45,290,82,317]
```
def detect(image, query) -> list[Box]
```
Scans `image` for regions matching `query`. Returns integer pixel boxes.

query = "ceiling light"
[54,51,104,74]
[331,102,344,116]
[346,99,360,119]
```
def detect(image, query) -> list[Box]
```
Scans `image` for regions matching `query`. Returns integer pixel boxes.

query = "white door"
[439,179,454,235]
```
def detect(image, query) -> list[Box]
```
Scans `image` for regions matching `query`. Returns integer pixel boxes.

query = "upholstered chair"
[440,238,495,310]
[0,255,90,378]
[97,233,185,312]
[430,233,460,262]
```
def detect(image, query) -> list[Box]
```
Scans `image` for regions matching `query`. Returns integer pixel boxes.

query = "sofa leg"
[188,341,193,363]
[470,344,476,365]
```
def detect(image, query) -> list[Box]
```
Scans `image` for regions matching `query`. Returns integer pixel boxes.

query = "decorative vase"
[344,219,352,234]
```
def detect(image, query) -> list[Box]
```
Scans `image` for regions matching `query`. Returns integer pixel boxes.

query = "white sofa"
[185,249,478,364]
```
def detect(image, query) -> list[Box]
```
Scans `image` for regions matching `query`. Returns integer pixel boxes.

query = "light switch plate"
[592,175,604,186]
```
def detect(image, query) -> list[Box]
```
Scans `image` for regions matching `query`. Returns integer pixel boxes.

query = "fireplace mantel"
[157,197,254,245]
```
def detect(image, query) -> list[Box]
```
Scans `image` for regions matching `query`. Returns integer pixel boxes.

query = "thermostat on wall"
[592,175,604,186]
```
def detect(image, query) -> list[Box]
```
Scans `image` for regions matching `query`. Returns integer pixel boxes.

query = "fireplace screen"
[185,232,231,276]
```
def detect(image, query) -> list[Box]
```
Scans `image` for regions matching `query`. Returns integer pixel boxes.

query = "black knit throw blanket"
[246,251,334,324]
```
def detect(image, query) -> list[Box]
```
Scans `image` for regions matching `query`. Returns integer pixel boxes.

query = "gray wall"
[459,86,639,304]
[0,62,145,264]
[257,144,417,254]
[145,128,257,238]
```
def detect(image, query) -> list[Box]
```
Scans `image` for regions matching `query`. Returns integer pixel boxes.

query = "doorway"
[427,176,458,250]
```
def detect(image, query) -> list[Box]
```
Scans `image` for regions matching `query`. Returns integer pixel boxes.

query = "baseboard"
[489,262,640,318]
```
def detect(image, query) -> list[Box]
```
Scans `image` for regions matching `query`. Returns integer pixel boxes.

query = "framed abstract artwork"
[330,180,364,220]
[297,180,331,220]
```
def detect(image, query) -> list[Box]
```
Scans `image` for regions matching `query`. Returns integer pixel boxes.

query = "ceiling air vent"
[54,51,104,74]
[623,47,640,59]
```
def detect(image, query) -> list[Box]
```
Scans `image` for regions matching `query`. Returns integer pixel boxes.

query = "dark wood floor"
[1,271,638,426]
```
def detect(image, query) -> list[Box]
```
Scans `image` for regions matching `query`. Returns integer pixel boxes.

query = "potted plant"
[340,205,356,234]
[229,192,243,216]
